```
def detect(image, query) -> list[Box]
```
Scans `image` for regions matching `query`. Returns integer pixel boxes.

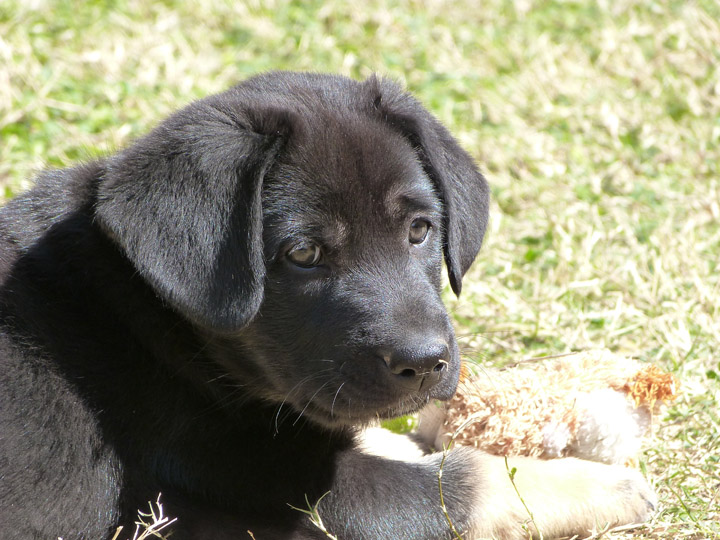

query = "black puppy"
[0,72,654,539]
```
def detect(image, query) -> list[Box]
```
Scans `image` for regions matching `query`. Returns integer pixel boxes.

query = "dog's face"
[96,72,489,429]
[234,117,459,427]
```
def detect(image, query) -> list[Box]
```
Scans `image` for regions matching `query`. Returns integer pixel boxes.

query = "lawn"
[1,0,718,538]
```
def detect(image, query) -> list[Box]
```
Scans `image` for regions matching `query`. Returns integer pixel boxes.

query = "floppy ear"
[369,77,490,295]
[95,96,291,330]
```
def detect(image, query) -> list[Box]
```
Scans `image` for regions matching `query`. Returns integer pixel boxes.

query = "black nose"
[380,341,450,392]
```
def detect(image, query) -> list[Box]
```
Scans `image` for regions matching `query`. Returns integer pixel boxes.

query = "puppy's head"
[96,72,489,428]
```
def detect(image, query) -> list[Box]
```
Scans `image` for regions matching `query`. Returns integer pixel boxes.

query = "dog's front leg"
[307,441,655,540]
[305,445,480,540]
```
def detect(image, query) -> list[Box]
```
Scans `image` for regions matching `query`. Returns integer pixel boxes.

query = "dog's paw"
[542,458,658,535]
[610,466,657,524]
[546,458,658,532]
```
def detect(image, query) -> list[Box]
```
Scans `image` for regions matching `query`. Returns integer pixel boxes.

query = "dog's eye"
[408,219,430,245]
[286,243,323,268]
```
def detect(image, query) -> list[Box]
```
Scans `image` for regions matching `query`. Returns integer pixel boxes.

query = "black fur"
[0,72,489,539]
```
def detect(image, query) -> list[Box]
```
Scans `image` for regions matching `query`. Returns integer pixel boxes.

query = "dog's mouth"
[280,391,432,429]
[267,366,456,430]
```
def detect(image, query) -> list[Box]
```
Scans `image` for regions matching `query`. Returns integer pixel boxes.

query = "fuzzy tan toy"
[417,350,678,466]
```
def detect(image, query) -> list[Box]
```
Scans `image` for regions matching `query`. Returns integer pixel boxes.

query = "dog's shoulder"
[0,161,102,256]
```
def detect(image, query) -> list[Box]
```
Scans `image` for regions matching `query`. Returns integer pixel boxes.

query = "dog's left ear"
[369,78,490,295]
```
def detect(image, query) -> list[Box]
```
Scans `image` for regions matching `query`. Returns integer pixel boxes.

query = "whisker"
[330,382,346,419]
[173,337,215,376]
[274,369,334,434]
[205,372,231,384]
[274,374,316,434]
[192,374,266,419]
[293,381,331,426]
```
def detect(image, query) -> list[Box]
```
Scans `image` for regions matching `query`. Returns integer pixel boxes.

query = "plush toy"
[417,350,678,466]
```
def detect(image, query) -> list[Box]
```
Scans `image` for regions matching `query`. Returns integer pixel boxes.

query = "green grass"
[2,0,719,538]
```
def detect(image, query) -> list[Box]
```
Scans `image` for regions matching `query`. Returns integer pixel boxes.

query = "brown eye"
[287,243,322,268]
[409,219,430,245]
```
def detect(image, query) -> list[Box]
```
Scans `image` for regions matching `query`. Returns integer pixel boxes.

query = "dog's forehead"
[300,114,428,191]
[264,114,440,245]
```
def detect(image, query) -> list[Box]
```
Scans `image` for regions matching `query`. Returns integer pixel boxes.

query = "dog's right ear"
[96,96,293,331]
